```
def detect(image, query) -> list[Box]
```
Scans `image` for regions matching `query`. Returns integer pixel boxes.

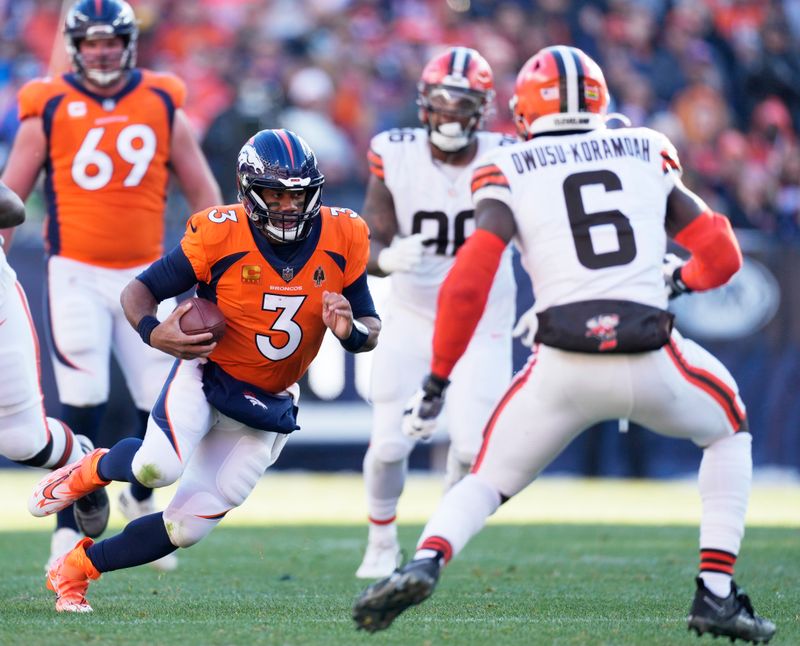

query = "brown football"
[179,298,226,343]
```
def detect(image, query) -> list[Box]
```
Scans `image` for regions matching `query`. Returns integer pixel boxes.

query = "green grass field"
[1,471,797,645]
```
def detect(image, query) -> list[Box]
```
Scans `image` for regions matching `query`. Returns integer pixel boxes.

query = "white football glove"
[401,374,449,441]
[512,305,538,347]
[662,253,691,299]
[377,233,426,274]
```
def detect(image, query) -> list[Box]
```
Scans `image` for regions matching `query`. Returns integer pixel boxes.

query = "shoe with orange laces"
[46,537,101,613]
[28,448,110,518]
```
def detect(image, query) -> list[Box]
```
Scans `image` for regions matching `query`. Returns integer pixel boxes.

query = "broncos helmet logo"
[237,144,265,178]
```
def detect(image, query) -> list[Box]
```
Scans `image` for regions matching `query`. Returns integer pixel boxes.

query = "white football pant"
[47,255,175,409]
[0,260,81,465]
[131,358,295,548]
[367,300,512,490]
[472,330,745,495]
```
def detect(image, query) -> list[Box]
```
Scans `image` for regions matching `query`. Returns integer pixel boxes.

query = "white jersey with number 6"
[472,126,682,313]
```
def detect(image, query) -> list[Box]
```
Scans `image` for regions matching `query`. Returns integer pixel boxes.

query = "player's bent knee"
[0,422,45,461]
[371,438,413,464]
[0,350,36,408]
[132,452,183,489]
[163,493,225,548]
[0,405,50,460]
[163,511,216,548]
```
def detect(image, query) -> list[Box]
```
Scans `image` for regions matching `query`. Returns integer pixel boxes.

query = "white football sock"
[697,432,751,598]
[363,445,407,522]
[699,432,751,555]
[415,474,501,561]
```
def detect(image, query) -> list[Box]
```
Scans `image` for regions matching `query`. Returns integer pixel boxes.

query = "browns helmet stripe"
[550,48,569,113]
[447,46,472,80]
[569,48,587,112]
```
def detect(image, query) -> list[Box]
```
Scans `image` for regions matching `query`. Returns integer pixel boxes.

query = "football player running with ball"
[0,0,221,571]
[353,46,776,644]
[28,129,381,613]
[356,46,518,579]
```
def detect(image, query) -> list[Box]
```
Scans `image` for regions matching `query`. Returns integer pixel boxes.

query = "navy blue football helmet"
[236,129,325,243]
[64,0,138,87]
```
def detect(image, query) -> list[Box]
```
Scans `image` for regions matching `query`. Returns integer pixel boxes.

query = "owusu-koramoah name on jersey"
[510,135,651,174]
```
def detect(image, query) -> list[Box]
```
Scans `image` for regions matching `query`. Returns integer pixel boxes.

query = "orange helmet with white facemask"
[510,46,609,140]
[417,47,495,153]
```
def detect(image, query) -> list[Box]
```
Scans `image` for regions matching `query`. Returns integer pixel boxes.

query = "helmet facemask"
[418,83,492,153]
[236,129,325,244]
[243,182,323,243]
[70,34,135,87]
[64,0,138,88]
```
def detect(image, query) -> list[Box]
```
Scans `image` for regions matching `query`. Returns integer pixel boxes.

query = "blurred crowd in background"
[1,0,800,240]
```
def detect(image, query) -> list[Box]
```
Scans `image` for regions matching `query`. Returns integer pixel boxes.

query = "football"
[179,298,227,343]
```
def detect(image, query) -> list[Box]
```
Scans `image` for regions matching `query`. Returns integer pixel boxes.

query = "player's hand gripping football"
[512,304,538,348]
[402,374,450,441]
[150,300,217,360]
[377,233,426,274]
[662,253,691,299]
[322,291,355,340]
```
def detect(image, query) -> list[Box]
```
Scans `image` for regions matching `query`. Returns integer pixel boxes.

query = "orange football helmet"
[417,46,495,152]
[510,46,609,140]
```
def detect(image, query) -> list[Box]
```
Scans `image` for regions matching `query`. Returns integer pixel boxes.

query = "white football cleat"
[356,538,402,580]
[46,527,82,573]
[117,488,179,572]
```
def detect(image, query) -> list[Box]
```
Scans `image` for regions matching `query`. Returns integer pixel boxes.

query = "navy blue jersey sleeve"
[342,270,380,320]
[136,244,199,302]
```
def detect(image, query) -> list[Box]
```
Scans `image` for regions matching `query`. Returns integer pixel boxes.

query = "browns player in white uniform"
[353,46,776,644]
[0,180,108,556]
[356,47,517,579]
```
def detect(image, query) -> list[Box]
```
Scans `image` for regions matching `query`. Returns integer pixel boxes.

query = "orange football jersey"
[180,205,370,393]
[17,70,185,268]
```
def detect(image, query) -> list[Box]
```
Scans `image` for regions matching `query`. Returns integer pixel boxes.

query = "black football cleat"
[72,435,110,538]
[73,489,110,538]
[352,557,440,633]
[687,577,776,644]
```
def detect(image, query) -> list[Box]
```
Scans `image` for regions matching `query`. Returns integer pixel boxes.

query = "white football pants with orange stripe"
[368,299,513,489]
[47,255,176,409]
[131,359,294,548]
[417,329,751,563]
[0,256,82,466]
[473,329,745,494]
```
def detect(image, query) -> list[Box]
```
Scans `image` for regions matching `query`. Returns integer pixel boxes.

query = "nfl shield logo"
[282,266,294,282]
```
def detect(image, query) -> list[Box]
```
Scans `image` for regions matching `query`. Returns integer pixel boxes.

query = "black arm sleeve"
[136,244,199,302]
[342,270,380,320]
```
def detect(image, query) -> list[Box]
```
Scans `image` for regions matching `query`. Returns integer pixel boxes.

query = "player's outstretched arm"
[170,108,223,213]
[121,278,215,360]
